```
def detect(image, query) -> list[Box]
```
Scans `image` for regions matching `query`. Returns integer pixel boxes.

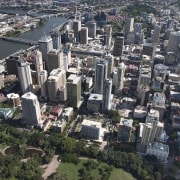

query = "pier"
[0,36,38,46]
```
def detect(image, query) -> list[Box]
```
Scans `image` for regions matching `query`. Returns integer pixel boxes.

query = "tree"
[59,138,76,153]
[154,172,162,180]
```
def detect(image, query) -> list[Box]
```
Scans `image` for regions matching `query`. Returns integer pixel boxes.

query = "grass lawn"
[109,168,136,180]
[57,160,136,180]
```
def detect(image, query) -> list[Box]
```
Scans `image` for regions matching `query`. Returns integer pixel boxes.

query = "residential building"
[21,92,41,126]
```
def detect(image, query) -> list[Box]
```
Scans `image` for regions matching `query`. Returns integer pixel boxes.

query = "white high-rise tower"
[102,79,112,110]
[17,60,33,94]
[21,92,41,126]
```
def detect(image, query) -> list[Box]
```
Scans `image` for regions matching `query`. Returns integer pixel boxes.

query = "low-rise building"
[62,107,73,121]
[52,120,66,133]
[7,93,21,107]
[81,119,105,141]
[146,142,169,164]
[133,106,148,119]
[50,106,62,117]
[0,108,15,120]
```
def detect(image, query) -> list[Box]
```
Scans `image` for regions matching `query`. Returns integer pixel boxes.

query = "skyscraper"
[47,68,67,102]
[117,62,125,91]
[102,78,112,110]
[125,17,134,38]
[86,21,96,38]
[104,24,112,37]
[67,74,82,108]
[17,60,33,94]
[21,92,41,126]
[39,70,48,98]
[152,25,161,43]
[113,36,124,56]
[105,54,114,77]
[134,23,142,34]
[167,31,180,56]
[47,49,64,74]
[38,36,53,62]
[33,50,43,84]
[94,59,108,94]
[73,20,81,43]
[51,31,61,50]
[80,27,88,44]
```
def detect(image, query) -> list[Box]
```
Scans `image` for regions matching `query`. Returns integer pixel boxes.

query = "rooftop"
[82,119,102,128]
[147,142,169,153]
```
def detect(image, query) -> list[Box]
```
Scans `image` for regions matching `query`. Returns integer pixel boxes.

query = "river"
[0,8,67,60]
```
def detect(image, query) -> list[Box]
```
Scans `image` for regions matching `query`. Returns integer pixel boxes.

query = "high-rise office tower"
[73,20,81,43]
[104,24,112,37]
[94,59,108,94]
[86,21,96,38]
[105,54,114,77]
[113,36,124,56]
[38,36,53,62]
[47,68,67,102]
[117,62,125,91]
[67,74,82,108]
[134,23,142,34]
[102,78,112,110]
[152,25,161,43]
[51,31,61,50]
[167,18,174,29]
[47,49,64,74]
[39,70,48,98]
[127,32,135,45]
[125,17,134,38]
[21,92,41,126]
[142,43,156,58]
[17,61,33,94]
[33,50,43,84]
[167,31,180,56]
[80,27,88,44]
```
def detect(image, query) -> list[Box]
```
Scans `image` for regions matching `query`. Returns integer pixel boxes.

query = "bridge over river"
[0,36,38,45]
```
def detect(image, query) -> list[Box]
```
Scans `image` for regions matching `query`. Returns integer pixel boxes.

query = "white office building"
[17,61,33,94]
[81,119,105,140]
[102,78,112,110]
[39,70,48,98]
